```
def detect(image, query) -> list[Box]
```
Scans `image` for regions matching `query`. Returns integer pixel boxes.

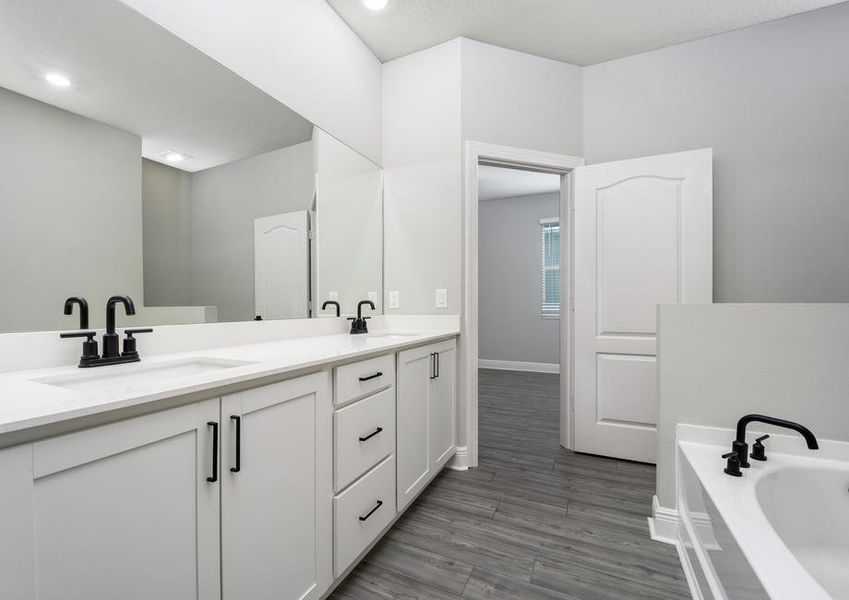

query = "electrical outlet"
[435,288,448,309]
[389,291,400,309]
[328,291,339,301]
[367,291,378,304]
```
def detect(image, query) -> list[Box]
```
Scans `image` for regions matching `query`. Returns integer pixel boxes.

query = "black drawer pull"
[359,371,383,382]
[359,500,383,522]
[358,427,383,442]
[230,415,241,473]
[206,421,218,483]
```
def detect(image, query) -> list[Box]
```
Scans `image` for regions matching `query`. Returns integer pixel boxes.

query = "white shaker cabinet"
[220,373,332,600]
[9,398,222,600]
[396,338,457,510]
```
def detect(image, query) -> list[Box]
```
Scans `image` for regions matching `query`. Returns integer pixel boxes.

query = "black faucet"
[725,414,818,474]
[63,297,89,329]
[104,296,136,359]
[348,300,375,334]
[61,295,152,368]
[322,300,341,317]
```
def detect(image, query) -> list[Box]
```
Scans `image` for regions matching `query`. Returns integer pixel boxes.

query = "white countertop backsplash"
[0,314,459,436]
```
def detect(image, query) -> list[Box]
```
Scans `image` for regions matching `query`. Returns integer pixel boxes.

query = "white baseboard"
[447,446,470,470]
[478,359,560,374]
[648,495,680,545]
[673,529,703,600]
[648,496,700,599]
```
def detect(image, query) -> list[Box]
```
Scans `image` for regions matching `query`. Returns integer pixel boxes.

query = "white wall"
[583,3,849,303]
[117,0,382,164]
[382,39,584,316]
[189,142,314,322]
[382,40,463,315]
[461,38,583,157]
[141,159,192,306]
[657,303,849,509]
[479,193,560,365]
[0,88,143,333]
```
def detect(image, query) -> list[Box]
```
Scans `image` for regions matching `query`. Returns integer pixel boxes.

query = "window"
[541,218,560,318]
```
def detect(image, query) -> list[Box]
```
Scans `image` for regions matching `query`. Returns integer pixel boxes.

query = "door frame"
[456,141,584,470]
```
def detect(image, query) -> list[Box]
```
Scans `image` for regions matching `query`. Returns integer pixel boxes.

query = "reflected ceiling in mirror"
[0,0,383,333]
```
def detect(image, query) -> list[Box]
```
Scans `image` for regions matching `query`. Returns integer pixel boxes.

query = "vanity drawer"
[334,354,395,406]
[335,387,396,491]
[334,455,396,576]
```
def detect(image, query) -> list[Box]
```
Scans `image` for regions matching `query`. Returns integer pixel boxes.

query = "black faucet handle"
[750,435,769,462]
[60,330,95,339]
[122,328,152,358]
[60,330,99,361]
[722,452,743,477]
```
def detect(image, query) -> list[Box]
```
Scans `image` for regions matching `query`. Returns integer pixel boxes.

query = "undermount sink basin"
[33,357,256,394]
[364,332,420,342]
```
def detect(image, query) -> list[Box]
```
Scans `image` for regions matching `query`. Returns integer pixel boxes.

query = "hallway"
[331,369,689,599]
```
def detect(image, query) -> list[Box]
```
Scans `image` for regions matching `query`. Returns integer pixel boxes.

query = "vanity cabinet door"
[396,345,434,510]
[220,372,332,600]
[430,339,457,470]
[397,339,458,511]
[27,399,221,600]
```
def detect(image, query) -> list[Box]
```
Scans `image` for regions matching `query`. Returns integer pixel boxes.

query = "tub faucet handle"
[722,452,743,477]
[750,435,769,462]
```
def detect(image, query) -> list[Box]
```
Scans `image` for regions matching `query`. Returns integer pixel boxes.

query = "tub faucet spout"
[730,414,818,470]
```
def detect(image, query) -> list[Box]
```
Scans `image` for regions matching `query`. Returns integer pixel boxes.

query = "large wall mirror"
[0,0,383,333]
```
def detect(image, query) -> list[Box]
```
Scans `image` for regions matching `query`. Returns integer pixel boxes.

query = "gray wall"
[0,88,143,332]
[583,3,849,303]
[188,142,313,322]
[479,193,560,365]
[141,159,192,306]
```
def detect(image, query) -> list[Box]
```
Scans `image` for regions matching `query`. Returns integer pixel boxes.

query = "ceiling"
[478,165,559,202]
[0,0,313,172]
[326,0,846,65]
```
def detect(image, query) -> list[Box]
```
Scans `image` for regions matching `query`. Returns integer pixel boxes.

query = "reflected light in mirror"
[363,0,388,10]
[44,73,71,87]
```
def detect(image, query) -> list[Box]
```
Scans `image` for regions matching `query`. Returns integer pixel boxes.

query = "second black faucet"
[349,300,375,334]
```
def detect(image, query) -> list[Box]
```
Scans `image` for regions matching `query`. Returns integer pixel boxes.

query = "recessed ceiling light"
[363,0,388,11]
[45,73,71,88]
[156,149,189,163]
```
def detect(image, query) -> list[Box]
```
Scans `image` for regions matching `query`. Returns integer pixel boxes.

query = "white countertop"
[0,327,458,437]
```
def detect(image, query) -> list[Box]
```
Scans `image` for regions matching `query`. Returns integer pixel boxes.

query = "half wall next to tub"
[655,303,849,513]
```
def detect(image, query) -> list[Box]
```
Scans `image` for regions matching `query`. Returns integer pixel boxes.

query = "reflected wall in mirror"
[0,0,383,333]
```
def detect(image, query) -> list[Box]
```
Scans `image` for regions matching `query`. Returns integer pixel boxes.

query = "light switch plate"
[367,291,378,303]
[388,291,400,309]
[328,291,339,301]
[435,288,448,309]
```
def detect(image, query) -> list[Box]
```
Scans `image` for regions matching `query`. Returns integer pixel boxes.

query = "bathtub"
[675,425,849,599]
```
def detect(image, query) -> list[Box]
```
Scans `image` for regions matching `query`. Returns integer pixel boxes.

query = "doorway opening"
[476,164,563,465]
[458,142,584,470]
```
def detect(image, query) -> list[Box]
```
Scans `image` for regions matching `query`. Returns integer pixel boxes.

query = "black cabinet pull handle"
[436,352,440,378]
[230,415,241,473]
[207,421,218,483]
[429,353,436,379]
[359,500,383,522]
[359,371,383,382]
[358,427,383,442]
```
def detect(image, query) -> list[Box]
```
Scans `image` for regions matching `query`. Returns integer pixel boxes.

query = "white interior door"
[573,148,712,463]
[254,211,309,320]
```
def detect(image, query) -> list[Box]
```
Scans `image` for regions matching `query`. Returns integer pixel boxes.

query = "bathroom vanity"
[0,328,458,600]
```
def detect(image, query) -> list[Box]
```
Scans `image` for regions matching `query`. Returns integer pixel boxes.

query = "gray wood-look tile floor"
[330,369,689,600]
